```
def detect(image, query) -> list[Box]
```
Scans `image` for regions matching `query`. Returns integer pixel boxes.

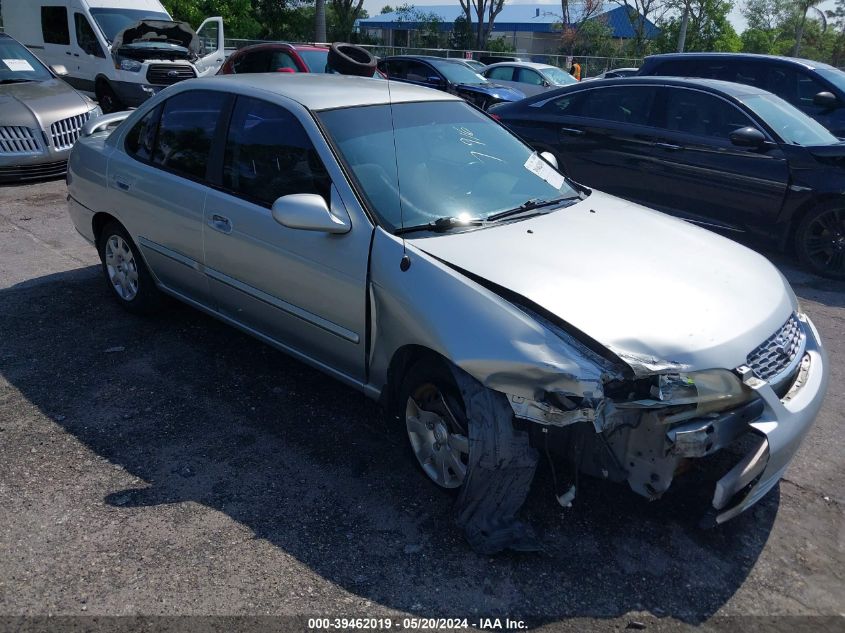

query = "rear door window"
[150,91,228,180]
[579,86,658,126]
[487,66,514,81]
[222,96,331,206]
[233,50,272,73]
[542,91,588,116]
[660,89,757,140]
[41,6,70,45]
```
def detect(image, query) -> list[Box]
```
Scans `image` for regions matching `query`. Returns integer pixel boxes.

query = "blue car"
[377,55,525,109]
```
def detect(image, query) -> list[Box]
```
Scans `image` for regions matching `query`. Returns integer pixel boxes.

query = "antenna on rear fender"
[385,77,411,271]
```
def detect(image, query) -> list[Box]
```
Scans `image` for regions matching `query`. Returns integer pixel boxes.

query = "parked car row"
[491,57,845,280]
[65,73,829,551]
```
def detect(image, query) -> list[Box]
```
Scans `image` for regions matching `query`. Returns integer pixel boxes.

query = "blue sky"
[359,1,839,33]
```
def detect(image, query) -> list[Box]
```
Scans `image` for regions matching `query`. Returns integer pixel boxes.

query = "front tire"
[399,358,471,490]
[97,221,161,314]
[95,80,124,114]
[796,204,845,279]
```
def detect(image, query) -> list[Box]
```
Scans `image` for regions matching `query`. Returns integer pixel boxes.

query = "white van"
[1,0,225,112]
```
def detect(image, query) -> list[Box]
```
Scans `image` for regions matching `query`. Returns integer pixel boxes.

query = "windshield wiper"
[487,195,581,222]
[394,216,488,236]
[0,78,36,84]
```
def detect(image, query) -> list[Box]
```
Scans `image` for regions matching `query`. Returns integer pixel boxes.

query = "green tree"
[827,0,845,64]
[486,36,516,52]
[162,0,261,38]
[612,0,670,56]
[394,4,443,47]
[792,0,826,55]
[458,0,507,49]
[380,5,395,13]
[449,15,475,49]
[654,0,740,52]
[330,0,365,40]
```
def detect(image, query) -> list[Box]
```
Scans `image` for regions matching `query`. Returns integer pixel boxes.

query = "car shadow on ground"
[0,266,786,624]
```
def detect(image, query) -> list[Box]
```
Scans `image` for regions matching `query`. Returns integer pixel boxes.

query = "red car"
[218,42,382,78]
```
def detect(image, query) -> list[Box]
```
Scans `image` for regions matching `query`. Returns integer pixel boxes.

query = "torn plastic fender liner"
[450,365,541,555]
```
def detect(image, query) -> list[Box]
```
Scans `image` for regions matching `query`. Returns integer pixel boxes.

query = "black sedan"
[490,77,845,278]
[377,55,524,110]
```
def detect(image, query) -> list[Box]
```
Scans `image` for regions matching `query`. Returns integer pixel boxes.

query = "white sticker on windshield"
[3,59,35,72]
[524,152,565,190]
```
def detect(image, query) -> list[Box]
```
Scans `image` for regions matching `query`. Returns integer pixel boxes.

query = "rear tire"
[796,203,845,279]
[97,221,161,314]
[96,80,124,114]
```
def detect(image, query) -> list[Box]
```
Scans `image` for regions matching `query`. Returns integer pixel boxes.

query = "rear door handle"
[654,142,682,150]
[560,126,585,136]
[112,176,131,191]
[210,214,232,234]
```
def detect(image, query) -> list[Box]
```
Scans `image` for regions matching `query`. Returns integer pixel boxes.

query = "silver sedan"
[67,74,829,553]
[0,33,100,181]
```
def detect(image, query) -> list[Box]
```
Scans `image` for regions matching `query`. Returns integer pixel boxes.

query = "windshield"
[0,38,52,83]
[543,67,575,85]
[90,8,171,42]
[742,93,838,145]
[318,101,579,232]
[431,60,486,84]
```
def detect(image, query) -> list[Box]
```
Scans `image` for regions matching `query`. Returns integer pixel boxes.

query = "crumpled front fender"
[368,229,608,404]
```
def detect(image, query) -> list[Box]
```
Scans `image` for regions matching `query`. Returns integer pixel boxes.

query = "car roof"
[183,73,460,110]
[232,42,328,54]
[485,61,557,71]
[567,75,770,97]
[643,52,838,72]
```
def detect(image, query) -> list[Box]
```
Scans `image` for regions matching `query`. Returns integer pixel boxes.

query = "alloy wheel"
[405,383,470,489]
[803,208,845,275]
[104,235,139,301]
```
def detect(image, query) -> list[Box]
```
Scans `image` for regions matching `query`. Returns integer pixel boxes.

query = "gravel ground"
[0,179,843,632]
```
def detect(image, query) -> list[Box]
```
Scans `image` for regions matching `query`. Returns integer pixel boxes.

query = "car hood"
[456,82,525,101]
[412,191,796,375]
[0,79,91,127]
[112,20,199,54]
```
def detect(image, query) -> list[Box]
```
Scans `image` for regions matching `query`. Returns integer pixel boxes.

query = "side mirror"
[541,80,550,88]
[813,91,839,109]
[540,151,559,169]
[427,75,444,87]
[51,64,69,76]
[729,126,767,148]
[271,193,351,234]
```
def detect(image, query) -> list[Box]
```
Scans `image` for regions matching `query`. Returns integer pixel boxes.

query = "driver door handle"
[209,214,232,234]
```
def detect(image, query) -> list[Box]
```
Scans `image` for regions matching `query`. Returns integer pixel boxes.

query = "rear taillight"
[489,113,501,121]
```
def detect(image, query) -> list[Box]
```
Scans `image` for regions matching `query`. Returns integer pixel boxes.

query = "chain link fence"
[224,39,642,78]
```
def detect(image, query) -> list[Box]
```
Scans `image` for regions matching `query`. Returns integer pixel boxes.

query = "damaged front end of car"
[499,307,828,527]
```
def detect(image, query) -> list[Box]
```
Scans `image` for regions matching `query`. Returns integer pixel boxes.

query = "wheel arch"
[382,344,452,418]
[92,211,119,247]
[783,193,845,252]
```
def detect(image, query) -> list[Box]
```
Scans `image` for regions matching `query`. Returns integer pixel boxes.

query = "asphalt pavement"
[0,179,842,632]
